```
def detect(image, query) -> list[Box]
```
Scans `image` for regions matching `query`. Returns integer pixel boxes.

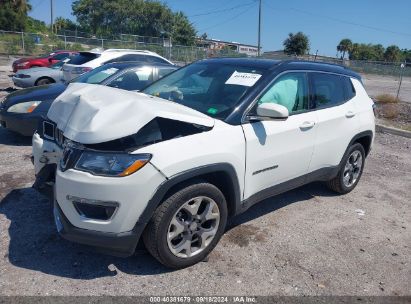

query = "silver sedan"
[12,59,69,88]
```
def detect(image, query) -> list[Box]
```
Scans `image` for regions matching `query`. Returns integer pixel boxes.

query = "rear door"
[242,72,318,199]
[308,73,360,171]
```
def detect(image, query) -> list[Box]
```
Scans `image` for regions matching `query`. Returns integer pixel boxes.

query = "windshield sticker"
[225,71,262,87]
[207,107,218,115]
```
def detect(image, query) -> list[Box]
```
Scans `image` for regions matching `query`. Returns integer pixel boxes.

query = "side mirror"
[255,103,289,119]
[48,58,53,62]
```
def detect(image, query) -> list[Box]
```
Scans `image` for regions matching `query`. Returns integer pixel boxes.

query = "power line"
[264,2,411,37]
[189,2,255,18]
[198,2,257,32]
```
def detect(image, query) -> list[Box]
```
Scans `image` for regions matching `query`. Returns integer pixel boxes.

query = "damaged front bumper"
[32,132,61,193]
[53,200,144,257]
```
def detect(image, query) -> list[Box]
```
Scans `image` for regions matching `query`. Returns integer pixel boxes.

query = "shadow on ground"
[0,182,336,279]
[0,126,31,146]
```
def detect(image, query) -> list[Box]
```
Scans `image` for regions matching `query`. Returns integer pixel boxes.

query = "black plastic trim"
[136,163,242,226]
[240,166,340,212]
[54,201,143,257]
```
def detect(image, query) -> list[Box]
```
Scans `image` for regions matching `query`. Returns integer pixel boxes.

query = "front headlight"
[15,74,31,78]
[74,152,151,177]
[7,101,42,113]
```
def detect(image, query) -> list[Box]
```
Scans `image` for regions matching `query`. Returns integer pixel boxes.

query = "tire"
[327,143,366,194]
[143,182,228,269]
[35,77,54,86]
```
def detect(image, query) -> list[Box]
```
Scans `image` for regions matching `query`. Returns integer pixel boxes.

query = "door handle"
[299,121,315,130]
[345,111,356,118]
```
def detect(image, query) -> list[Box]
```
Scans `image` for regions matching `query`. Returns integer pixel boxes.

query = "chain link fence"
[261,53,411,78]
[0,30,245,64]
[1,30,409,76]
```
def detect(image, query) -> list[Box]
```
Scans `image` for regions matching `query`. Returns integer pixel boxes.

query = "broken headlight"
[74,152,151,177]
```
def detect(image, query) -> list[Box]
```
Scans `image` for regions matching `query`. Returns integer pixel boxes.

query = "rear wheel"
[35,77,54,86]
[327,143,365,194]
[143,182,227,269]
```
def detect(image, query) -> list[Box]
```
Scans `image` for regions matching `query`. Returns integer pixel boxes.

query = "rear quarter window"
[343,77,356,100]
[311,73,346,108]
[68,53,100,65]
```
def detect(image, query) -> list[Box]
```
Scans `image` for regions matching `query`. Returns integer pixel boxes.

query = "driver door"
[242,72,318,200]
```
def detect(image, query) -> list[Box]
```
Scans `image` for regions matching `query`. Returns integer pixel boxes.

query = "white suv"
[62,49,173,82]
[34,59,375,269]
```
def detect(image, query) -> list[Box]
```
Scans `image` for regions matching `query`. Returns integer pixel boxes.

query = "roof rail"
[104,49,155,54]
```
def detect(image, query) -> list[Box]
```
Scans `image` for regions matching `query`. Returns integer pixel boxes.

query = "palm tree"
[337,39,353,59]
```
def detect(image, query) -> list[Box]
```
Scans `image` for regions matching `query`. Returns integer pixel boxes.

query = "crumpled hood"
[47,83,214,144]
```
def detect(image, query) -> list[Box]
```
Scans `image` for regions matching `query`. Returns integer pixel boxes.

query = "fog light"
[67,195,119,220]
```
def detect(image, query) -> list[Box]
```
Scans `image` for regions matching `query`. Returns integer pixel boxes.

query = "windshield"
[142,62,266,119]
[72,65,120,84]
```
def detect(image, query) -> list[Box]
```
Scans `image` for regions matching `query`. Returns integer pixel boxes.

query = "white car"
[62,49,173,82]
[33,59,375,269]
[12,58,71,88]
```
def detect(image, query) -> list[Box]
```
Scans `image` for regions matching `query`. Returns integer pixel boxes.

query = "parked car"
[62,49,173,82]
[33,58,375,269]
[12,57,72,88]
[12,50,78,73]
[0,62,177,136]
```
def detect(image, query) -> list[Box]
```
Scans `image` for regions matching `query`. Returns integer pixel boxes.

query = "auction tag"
[225,71,262,87]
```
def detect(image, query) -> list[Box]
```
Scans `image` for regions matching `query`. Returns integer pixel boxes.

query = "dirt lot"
[0,126,410,296]
[0,56,410,296]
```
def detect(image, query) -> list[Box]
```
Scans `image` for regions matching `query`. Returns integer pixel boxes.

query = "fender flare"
[134,162,242,230]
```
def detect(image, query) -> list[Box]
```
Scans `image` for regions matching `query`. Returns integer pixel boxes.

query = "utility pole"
[50,0,54,33]
[257,0,262,57]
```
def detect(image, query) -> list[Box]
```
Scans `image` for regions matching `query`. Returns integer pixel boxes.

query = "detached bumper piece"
[53,201,143,257]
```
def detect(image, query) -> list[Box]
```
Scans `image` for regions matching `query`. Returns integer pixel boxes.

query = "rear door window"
[68,52,100,65]
[311,73,345,108]
[105,54,149,64]
[343,77,356,100]
[147,56,169,64]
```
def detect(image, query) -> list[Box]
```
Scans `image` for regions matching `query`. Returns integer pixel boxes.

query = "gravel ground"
[0,127,410,296]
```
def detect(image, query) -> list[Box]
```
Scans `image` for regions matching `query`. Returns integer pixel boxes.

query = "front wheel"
[327,143,366,194]
[143,182,227,269]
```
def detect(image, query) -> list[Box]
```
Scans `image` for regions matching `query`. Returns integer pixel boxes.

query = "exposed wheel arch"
[35,77,55,86]
[136,163,241,234]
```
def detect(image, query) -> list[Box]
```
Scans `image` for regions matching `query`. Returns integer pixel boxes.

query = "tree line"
[0,0,197,46]
[282,32,409,63]
[337,39,409,62]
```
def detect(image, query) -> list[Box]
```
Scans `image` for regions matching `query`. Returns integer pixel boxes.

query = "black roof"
[199,57,281,69]
[198,58,361,79]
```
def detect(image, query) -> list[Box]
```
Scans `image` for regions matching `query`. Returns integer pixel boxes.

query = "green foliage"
[23,35,36,54]
[349,43,386,61]
[69,42,84,51]
[72,0,196,44]
[0,0,31,31]
[337,38,352,59]
[25,16,48,33]
[42,43,52,54]
[3,35,21,55]
[171,11,196,46]
[54,17,78,33]
[384,45,401,62]
[283,32,310,56]
[343,40,405,62]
